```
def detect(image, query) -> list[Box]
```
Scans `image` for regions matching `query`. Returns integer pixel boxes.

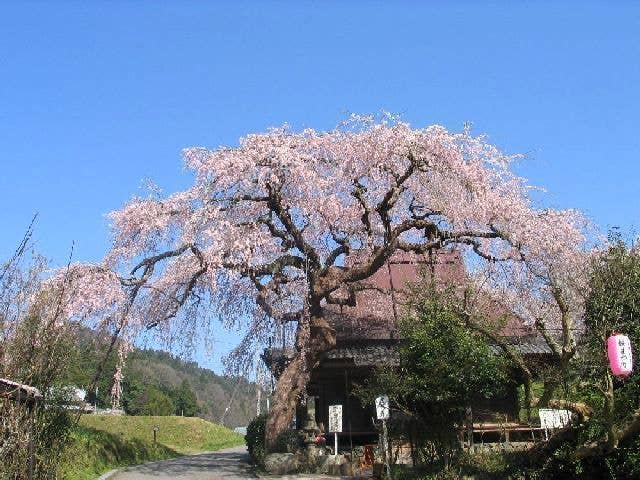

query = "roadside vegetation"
[59,424,177,480]
[60,415,244,479]
[1,222,79,478]
[0,227,246,479]
[80,415,244,454]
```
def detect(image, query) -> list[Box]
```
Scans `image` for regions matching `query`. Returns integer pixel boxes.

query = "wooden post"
[28,406,35,480]
[465,406,474,451]
[382,419,390,479]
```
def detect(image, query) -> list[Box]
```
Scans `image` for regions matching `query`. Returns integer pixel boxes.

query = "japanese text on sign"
[539,409,572,429]
[375,395,390,420]
[328,404,342,433]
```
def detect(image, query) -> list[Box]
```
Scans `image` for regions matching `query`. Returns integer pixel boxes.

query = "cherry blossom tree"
[446,236,593,419]
[51,115,590,447]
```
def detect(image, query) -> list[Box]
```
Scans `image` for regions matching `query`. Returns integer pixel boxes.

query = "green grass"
[80,415,244,454]
[60,415,244,479]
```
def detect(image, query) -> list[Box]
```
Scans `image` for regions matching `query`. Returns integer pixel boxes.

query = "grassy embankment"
[60,415,244,480]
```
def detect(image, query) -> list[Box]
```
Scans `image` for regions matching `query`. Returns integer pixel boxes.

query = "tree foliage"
[518,236,640,478]
[67,338,255,425]
[174,379,199,417]
[400,287,510,407]
[358,284,509,470]
[574,236,640,463]
[132,386,175,416]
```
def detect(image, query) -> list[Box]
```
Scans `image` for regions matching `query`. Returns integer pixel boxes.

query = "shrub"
[0,245,81,478]
[356,283,510,472]
[275,428,304,453]
[245,414,267,465]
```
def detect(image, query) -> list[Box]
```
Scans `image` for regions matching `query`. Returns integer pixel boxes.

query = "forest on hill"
[67,331,260,428]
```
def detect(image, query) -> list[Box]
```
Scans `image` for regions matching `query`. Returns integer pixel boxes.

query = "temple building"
[263,249,552,449]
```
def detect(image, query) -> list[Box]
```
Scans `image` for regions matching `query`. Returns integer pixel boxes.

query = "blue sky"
[1,1,639,371]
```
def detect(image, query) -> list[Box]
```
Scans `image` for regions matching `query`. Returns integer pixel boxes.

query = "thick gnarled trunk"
[264,354,310,451]
[265,315,336,451]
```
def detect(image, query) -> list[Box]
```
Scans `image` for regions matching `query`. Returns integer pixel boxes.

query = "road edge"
[97,468,120,480]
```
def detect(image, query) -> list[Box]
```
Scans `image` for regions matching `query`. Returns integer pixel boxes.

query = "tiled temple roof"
[263,336,553,375]
[488,337,554,355]
[323,250,467,341]
[323,344,401,366]
[322,338,552,368]
[263,249,553,376]
[322,249,536,341]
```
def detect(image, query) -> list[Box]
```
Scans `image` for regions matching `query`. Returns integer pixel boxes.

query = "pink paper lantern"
[607,334,633,377]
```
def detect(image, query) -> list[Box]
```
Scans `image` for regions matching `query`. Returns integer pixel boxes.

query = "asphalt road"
[109,446,255,480]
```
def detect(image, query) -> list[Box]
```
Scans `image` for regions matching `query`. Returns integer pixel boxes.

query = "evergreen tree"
[174,379,199,417]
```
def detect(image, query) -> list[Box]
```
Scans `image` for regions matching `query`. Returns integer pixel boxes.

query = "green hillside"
[81,415,244,454]
[60,415,244,480]
[67,330,259,428]
[124,348,258,427]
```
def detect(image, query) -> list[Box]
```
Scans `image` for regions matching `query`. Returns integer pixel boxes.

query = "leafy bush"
[245,414,267,464]
[356,283,510,471]
[131,386,176,416]
[275,428,304,453]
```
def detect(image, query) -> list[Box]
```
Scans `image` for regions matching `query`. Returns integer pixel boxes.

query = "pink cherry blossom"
[49,115,593,444]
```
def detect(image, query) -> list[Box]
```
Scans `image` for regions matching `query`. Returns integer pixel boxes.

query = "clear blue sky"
[2,2,639,371]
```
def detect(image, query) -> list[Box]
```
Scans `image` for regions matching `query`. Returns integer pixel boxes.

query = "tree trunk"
[264,353,309,451]
[521,370,533,421]
[604,369,618,448]
[547,399,593,421]
[537,380,558,408]
[264,315,336,451]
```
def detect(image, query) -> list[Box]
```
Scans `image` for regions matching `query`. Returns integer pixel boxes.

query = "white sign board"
[375,395,390,420]
[328,404,342,433]
[539,409,572,430]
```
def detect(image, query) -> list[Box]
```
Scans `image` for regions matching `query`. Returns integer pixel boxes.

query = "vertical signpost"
[376,395,390,479]
[328,404,342,458]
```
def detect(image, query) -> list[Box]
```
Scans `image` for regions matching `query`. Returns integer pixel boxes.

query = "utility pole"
[220,376,244,426]
[256,361,264,416]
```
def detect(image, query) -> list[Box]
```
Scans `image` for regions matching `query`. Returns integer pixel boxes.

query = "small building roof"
[0,377,43,407]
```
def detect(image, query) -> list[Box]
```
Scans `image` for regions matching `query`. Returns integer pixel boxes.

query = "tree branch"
[146,245,208,328]
[248,271,302,323]
[249,254,305,277]
[535,317,563,358]
[351,179,373,235]
[267,184,320,269]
